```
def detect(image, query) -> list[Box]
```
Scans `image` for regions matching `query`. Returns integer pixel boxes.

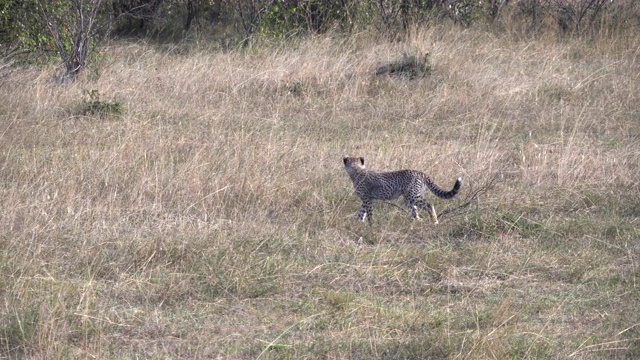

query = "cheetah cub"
[343,156,462,224]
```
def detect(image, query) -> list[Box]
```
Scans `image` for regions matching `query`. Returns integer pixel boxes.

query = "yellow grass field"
[1,24,639,358]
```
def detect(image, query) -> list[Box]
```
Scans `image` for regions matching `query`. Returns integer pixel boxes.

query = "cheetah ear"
[343,156,348,165]
[359,157,365,165]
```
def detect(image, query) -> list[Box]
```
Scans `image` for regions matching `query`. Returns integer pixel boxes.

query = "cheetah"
[343,156,462,224]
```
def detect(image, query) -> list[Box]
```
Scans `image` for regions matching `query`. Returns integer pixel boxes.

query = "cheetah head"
[343,156,365,169]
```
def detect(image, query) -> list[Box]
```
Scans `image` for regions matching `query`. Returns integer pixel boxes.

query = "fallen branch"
[437,175,499,222]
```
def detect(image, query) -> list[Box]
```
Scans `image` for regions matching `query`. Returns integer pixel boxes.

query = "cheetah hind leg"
[407,198,439,224]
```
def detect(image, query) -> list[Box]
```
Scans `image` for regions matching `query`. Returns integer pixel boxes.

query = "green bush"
[80,89,125,117]
[375,52,432,80]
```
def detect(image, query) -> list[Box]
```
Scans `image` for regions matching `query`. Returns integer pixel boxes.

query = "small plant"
[80,89,125,117]
[375,52,431,79]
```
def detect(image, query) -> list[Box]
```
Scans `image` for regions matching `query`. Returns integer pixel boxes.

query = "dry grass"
[1,25,639,358]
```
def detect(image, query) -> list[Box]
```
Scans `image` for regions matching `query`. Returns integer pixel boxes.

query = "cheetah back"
[353,170,425,201]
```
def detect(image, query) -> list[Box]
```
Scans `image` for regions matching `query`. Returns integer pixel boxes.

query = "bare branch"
[41,0,104,81]
[437,175,500,222]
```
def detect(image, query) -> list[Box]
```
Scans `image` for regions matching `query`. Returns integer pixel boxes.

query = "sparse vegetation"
[80,89,125,116]
[375,51,431,79]
[1,16,639,360]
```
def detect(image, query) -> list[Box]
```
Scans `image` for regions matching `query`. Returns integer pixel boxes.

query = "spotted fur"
[343,156,462,224]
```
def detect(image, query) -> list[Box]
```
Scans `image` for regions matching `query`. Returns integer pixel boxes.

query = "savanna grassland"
[1,24,639,358]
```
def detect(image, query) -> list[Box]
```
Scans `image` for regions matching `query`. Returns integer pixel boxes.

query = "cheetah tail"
[427,177,462,199]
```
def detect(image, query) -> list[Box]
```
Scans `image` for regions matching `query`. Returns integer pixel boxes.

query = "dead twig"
[437,175,500,222]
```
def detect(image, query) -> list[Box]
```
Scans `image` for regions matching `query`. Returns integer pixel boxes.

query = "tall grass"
[1,24,638,358]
